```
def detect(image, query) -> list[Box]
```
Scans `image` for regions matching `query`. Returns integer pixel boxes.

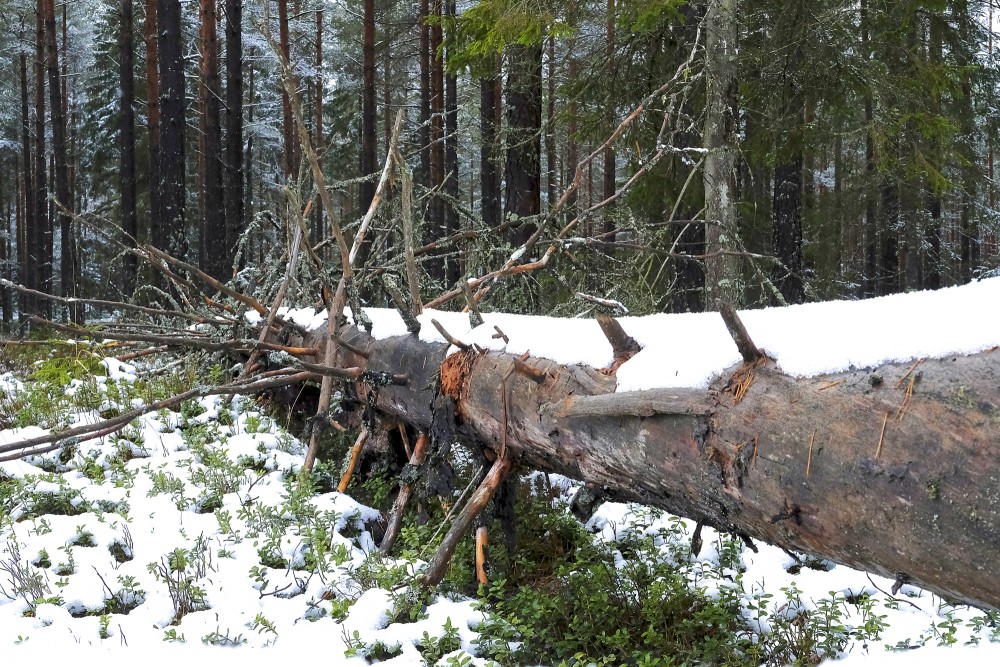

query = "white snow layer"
[253,276,1000,391]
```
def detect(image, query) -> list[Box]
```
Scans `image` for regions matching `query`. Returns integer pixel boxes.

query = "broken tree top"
[246,276,1000,390]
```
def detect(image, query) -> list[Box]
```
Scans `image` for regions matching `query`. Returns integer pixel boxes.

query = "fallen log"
[280,315,1000,609]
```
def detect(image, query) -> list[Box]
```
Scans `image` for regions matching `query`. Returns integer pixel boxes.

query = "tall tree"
[277,0,295,180]
[954,0,980,283]
[145,0,161,248]
[504,43,542,248]
[443,0,459,285]
[224,0,244,269]
[360,0,377,216]
[313,6,323,247]
[119,0,138,296]
[419,0,431,185]
[602,0,616,236]
[18,30,35,317]
[702,0,740,307]
[199,0,225,279]
[44,0,73,314]
[157,0,186,261]
[34,0,51,312]
[480,68,501,230]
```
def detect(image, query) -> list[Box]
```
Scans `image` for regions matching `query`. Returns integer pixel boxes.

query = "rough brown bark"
[280,321,1000,609]
[224,0,244,271]
[198,0,225,279]
[145,0,161,258]
[34,1,52,313]
[44,0,74,319]
[120,0,138,297]
[361,0,377,218]
[479,73,501,230]
[18,44,34,316]
[504,43,542,248]
[158,0,186,262]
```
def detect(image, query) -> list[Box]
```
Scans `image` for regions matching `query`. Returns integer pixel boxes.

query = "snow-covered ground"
[1,278,999,665]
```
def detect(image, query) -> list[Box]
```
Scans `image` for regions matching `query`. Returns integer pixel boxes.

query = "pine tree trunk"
[480,73,501,230]
[772,156,804,304]
[545,36,556,214]
[418,0,430,187]
[702,0,741,307]
[361,0,377,218]
[278,0,294,181]
[224,0,244,272]
[119,0,138,298]
[157,0,187,262]
[426,0,445,281]
[504,43,542,248]
[44,0,73,319]
[34,1,51,314]
[602,0,616,236]
[18,46,34,317]
[145,0,161,257]
[199,0,225,280]
[443,0,460,285]
[314,7,324,249]
[860,0,878,298]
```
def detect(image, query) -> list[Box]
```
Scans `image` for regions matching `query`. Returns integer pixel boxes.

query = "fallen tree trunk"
[289,321,1000,609]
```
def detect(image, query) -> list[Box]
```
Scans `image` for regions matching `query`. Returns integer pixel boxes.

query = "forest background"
[0,0,998,323]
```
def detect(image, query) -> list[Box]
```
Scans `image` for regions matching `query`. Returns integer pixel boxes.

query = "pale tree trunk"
[702,0,741,307]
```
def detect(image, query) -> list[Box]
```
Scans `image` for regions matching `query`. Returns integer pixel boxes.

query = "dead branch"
[422,452,514,587]
[380,431,431,554]
[718,302,765,364]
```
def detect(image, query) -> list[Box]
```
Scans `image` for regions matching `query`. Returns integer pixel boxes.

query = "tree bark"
[504,43,542,248]
[280,320,1000,610]
[277,0,295,181]
[120,0,138,297]
[44,0,73,320]
[199,0,225,280]
[361,0,377,218]
[479,72,501,230]
[157,0,187,262]
[224,0,244,271]
[602,0,616,237]
[18,44,34,317]
[145,0,161,261]
[702,0,740,307]
[34,1,52,315]
[443,0,459,286]
[314,7,323,249]
[772,157,804,304]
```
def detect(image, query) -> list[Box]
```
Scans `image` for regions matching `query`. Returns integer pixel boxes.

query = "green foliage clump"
[473,500,753,666]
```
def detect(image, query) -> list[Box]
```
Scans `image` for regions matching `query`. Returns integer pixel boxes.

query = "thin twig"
[875,411,889,460]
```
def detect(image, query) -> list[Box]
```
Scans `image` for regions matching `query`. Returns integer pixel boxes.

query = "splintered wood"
[727,356,765,403]
[440,348,479,401]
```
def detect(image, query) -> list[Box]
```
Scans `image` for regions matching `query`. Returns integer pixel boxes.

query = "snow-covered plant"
[147,541,213,623]
[0,540,52,612]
